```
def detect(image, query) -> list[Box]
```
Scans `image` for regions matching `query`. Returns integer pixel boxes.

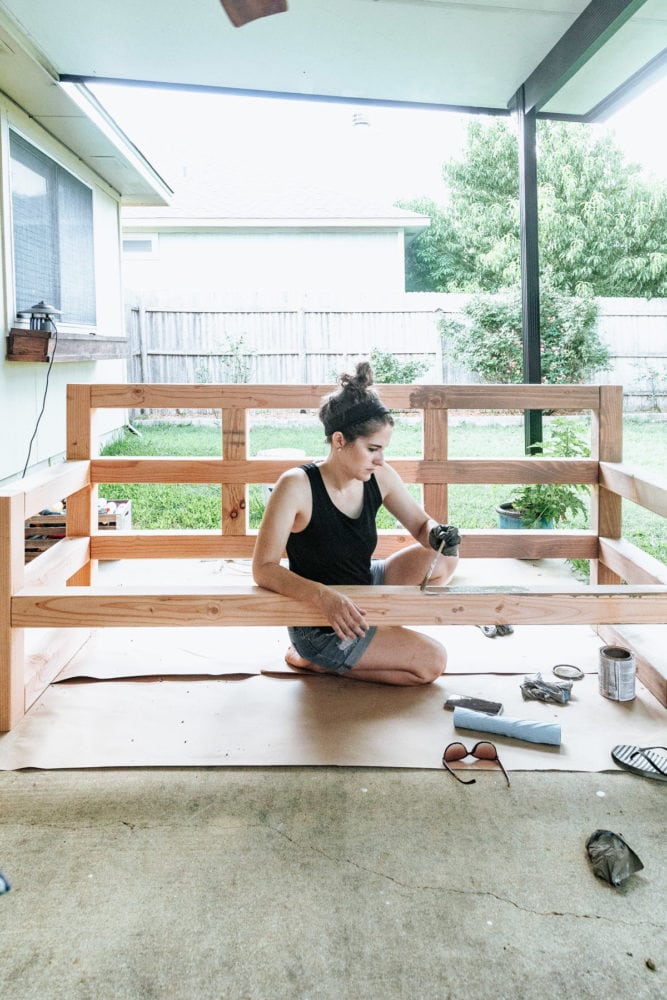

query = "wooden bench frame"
[2,382,666,732]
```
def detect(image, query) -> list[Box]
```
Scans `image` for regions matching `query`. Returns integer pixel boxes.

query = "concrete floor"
[1,767,665,1000]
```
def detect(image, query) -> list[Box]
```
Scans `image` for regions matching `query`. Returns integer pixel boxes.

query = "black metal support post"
[515,86,543,452]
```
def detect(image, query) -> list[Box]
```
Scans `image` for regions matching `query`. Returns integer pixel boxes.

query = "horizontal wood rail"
[86,382,602,410]
[92,456,600,486]
[599,462,667,517]
[12,584,667,630]
[2,381,666,732]
[82,528,599,563]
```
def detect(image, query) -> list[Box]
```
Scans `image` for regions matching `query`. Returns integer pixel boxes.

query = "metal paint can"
[598,645,636,701]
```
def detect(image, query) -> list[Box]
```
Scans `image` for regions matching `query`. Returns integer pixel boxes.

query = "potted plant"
[497,418,589,529]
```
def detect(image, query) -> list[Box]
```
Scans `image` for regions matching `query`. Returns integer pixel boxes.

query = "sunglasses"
[442,740,511,787]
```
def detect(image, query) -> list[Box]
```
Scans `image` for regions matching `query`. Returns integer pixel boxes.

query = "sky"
[92,72,667,206]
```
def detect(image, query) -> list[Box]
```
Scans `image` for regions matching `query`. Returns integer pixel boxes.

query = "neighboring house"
[0,17,169,484]
[121,163,429,297]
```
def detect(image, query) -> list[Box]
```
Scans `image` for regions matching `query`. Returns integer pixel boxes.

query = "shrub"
[369,348,431,384]
[441,286,610,384]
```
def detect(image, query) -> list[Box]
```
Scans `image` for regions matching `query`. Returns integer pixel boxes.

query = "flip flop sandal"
[478,625,497,638]
[496,624,514,637]
[611,744,667,782]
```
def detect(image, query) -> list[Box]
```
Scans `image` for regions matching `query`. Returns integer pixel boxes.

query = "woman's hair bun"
[340,361,374,400]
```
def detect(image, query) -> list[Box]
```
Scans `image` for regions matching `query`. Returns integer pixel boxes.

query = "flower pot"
[496,501,553,529]
[496,501,523,529]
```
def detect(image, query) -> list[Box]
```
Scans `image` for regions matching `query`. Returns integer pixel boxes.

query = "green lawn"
[99,414,666,564]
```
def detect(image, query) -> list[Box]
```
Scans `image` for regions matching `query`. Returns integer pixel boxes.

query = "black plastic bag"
[586,829,644,886]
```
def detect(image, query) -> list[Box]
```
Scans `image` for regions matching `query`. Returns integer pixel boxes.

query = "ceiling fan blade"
[219,1,288,28]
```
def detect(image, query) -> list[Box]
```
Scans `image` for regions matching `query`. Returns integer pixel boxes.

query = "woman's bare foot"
[285,644,321,672]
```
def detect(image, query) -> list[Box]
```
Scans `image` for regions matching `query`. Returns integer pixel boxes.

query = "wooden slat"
[88,528,599,562]
[0,491,25,731]
[423,407,447,520]
[66,388,96,586]
[66,384,94,461]
[592,385,624,585]
[24,537,91,588]
[222,406,248,535]
[88,383,602,412]
[598,537,667,585]
[90,456,599,486]
[13,460,90,519]
[439,458,597,485]
[599,462,667,518]
[24,628,92,710]
[12,584,667,629]
[457,529,598,559]
[406,385,600,411]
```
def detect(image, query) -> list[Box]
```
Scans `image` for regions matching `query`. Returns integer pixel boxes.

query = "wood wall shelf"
[6,329,128,363]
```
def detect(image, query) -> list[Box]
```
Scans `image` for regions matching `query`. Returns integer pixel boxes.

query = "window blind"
[10,131,96,326]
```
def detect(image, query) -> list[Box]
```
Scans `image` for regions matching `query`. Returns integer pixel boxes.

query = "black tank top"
[286,463,382,585]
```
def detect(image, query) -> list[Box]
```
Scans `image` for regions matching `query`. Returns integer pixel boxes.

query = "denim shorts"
[287,560,385,675]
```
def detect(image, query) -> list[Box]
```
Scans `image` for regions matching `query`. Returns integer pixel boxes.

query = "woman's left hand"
[316,586,368,642]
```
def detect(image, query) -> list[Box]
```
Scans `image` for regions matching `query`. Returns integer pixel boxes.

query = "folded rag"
[521,673,573,704]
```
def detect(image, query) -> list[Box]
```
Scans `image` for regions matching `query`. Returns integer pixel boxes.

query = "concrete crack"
[265,823,665,928]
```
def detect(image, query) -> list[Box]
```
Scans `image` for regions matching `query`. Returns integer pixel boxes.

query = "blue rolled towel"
[453,707,561,746]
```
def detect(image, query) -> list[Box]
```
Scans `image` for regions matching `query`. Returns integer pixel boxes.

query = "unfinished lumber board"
[598,537,667,585]
[20,461,90,520]
[1,491,26,730]
[11,584,667,629]
[88,383,601,412]
[90,456,598,487]
[599,462,667,518]
[87,528,598,563]
[24,628,92,710]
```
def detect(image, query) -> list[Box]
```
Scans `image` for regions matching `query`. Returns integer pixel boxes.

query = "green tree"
[401,119,667,297]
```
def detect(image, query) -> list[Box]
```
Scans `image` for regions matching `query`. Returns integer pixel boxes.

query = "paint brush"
[419,536,446,591]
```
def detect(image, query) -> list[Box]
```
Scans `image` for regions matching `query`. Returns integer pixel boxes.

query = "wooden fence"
[125,293,667,411]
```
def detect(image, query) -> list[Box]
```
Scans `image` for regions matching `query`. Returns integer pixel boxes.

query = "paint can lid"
[553,663,584,680]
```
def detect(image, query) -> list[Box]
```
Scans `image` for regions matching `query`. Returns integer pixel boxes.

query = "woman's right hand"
[317,586,369,642]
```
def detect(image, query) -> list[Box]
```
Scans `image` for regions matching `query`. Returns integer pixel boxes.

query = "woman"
[252,362,460,685]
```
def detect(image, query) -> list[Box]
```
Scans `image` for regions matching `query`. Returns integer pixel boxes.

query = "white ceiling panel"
[3,0,662,116]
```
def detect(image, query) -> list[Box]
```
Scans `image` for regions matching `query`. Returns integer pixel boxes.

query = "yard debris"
[586,829,644,887]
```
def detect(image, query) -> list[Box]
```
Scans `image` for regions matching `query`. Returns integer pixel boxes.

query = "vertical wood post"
[423,404,448,523]
[66,384,96,585]
[222,404,248,535]
[592,385,623,584]
[0,490,26,731]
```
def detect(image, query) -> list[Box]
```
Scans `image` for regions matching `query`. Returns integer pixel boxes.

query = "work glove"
[428,523,461,557]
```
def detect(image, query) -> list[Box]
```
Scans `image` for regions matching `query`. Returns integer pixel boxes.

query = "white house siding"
[0,97,129,484]
[123,229,407,296]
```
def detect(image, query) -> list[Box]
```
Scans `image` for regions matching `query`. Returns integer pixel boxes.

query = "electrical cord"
[21,320,58,479]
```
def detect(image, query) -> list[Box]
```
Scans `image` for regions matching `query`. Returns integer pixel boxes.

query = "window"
[9,130,96,326]
[122,234,158,258]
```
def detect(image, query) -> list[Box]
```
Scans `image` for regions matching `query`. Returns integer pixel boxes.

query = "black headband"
[324,399,391,436]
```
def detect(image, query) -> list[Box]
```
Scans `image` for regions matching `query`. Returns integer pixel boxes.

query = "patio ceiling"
[0,0,665,122]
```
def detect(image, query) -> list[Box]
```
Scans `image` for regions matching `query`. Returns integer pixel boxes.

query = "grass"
[99,414,667,565]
